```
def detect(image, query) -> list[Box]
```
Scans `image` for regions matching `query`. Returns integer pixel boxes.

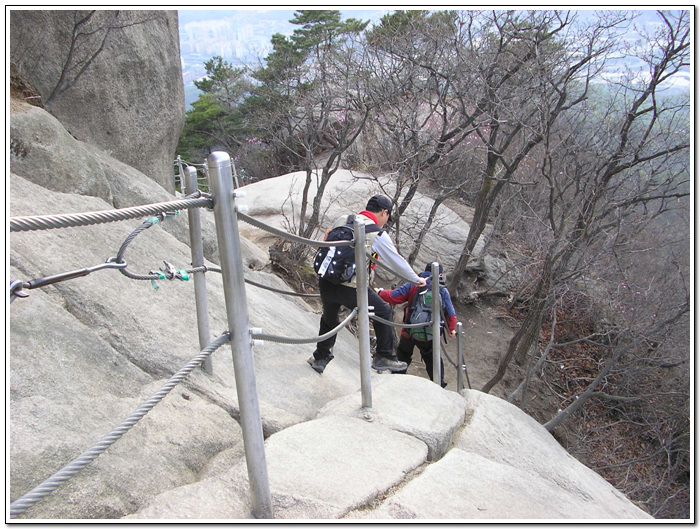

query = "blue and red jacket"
[378,271,457,339]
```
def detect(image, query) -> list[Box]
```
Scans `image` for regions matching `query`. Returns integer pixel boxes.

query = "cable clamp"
[148,211,180,225]
[153,261,190,285]
[162,261,176,280]
[201,193,215,211]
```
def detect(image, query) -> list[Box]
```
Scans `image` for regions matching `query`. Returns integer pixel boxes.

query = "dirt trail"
[388,293,564,432]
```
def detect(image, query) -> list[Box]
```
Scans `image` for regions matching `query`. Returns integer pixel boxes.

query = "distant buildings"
[180,19,259,59]
[179,14,295,107]
[177,9,388,109]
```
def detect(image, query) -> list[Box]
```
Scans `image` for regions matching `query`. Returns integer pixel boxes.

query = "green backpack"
[407,286,443,341]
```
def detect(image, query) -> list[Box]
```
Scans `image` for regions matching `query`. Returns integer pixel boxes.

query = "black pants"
[314,278,396,361]
[396,333,446,386]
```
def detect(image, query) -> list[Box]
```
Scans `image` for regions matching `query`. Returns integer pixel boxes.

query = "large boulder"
[452,390,650,519]
[236,170,486,281]
[9,9,184,191]
[127,380,651,521]
[9,98,650,520]
[128,414,429,520]
[9,100,267,272]
[9,170,366,518]
[7,103,365,517]
[318,375,467,461]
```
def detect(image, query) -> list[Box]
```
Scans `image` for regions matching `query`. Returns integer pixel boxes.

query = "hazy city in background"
[178,9,389,108]
[178,9,691,109]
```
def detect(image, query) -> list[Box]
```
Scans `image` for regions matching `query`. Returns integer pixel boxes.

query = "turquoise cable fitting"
[150,271,166,291]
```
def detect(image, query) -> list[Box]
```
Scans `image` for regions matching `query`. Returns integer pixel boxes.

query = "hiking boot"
[307,355,332,374]
[372,355,408,373]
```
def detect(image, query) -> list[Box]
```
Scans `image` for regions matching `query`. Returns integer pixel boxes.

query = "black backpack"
[313,215,381,285]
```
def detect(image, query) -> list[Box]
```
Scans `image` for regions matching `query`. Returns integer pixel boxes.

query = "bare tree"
[481,11,690,396]
[250,11,372,241]
[489,14,691,511]
[363,11,627,287]
[445,10,633,294]
[361,11,483,259]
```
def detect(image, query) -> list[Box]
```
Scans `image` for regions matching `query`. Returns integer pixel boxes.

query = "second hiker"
[377,263,457,388]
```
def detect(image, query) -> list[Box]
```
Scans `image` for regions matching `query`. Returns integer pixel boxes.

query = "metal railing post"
[176,155,184,192]
[354,218,372,409]
[207,152,273,519]
[232,160,241,189]
[457,322,464,391]
[184,166,213,375]
[431,262,442,386]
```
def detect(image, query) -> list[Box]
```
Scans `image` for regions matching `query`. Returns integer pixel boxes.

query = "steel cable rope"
[181,267,320,299]
[115,214,173,281]
[365,253,421,286]
[9,202,207,297]
[243,277,320,298]
[9,194,212,233]
[253,308,358,345]
[27,206,320,298]
[9,259,127,303]
[440,342,459,370]
[9,332,232,519]
[185,266,320,298]
[113,217,320,297]
[368,314,435,329]
[372,313,470,386]
[188,266,320,299]
[370,314,460,367]
[454,339,472,390]
[236,211,351,249]
[9,214,196,299]
[236,212,420,285]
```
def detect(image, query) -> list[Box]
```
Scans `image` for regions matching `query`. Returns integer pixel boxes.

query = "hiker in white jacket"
[308,195,426,374]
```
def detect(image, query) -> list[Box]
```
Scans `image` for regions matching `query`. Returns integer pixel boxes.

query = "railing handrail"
[9,332,232,518]
[237,211,420,286]
[253,308,358,345]
[9,195,212,233]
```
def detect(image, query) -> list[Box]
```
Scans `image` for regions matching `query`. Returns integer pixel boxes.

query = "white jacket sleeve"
[372,231,420,282]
